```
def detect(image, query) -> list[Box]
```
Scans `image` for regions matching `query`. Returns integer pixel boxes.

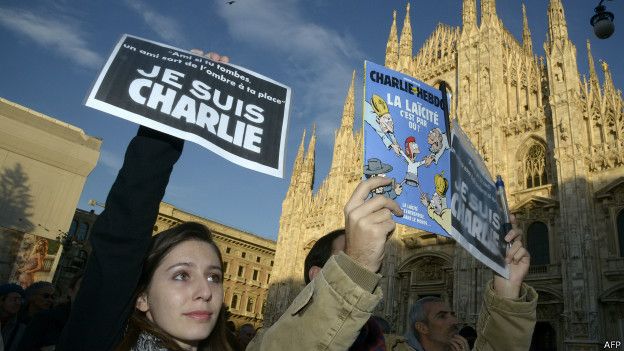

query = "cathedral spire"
[385,10,399,69]
[522,3,533,55]
[398,3,413,73]
[340,71,355,129]
[547,0,569,43]
[290,129,306,183]
[480,0,498,25]
[302,125,316,189]
[601,60,616,97]
[462,0,477,30]
[586,40,600,87]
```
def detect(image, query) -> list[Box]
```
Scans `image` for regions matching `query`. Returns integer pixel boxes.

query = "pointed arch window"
[618,209,624,257]
[524,144,548,188]
[527,221,550,265]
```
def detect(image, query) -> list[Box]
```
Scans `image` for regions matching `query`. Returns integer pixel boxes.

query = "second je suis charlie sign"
[86,34,291,178]
[363,61,509,277]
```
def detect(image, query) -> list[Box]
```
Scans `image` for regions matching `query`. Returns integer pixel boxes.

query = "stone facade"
[0,97,101,287]
[264,1,624,350]
[154,202,276,329]
[54,202,276,329]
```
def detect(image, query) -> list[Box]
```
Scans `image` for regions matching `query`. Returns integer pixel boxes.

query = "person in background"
[387,215,537,351]
[236,323,255,350]
[0,283,25,351]
[21,282,55,324]
[17,273,83,351]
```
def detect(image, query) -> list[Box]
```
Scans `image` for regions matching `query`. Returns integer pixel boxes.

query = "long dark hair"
[116,222,232,351]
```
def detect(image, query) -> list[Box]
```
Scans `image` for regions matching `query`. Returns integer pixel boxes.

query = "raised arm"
[57,127,183,351]
[474,215,537,351]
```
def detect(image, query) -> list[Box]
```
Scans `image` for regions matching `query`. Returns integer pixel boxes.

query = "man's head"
[427,128,444,153]
[371,95,394,134]
[406,297,459,351]
[24,281,55,314]
[303,229,346,284]
[0,283,25,317]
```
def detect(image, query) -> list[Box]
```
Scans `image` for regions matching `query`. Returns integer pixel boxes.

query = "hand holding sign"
[344,177,404,273]
[493,214,530,299]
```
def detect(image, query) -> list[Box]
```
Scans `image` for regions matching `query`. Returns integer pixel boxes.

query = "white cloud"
[0,7,102,69]
[216,0,364,140]
[124,0,189,47]
[98,149,123,174]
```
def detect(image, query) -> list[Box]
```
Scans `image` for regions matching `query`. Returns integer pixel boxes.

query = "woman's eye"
[207,273,222,283]
[173,272,190,281]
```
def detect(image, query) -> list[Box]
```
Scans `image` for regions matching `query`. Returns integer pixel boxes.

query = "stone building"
[54,202,276,328]
[0,97,101,286]
[154,202,276,329]
[53,208,98,296]
[264,1,624,350]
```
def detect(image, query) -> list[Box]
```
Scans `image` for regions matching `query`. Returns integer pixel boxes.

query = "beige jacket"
[385,281,538,351]
[247,252,383,351]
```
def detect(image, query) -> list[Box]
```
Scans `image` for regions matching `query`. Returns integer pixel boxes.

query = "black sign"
[86,35,291,177]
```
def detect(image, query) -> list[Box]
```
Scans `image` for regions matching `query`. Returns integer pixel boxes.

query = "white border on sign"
[86,34,291,178]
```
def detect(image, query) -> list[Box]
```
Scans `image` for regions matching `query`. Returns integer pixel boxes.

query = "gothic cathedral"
[265,1,624,349]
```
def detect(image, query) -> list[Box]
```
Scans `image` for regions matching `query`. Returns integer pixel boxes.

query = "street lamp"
[87,199,105,209]
[591,0,615,39]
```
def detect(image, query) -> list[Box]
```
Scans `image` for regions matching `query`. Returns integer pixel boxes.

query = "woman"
[57,52,233,351]
[116,222,231,350]
[17,238,48,288]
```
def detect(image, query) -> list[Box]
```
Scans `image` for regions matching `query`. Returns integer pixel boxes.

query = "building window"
[524,144,548,189]
[226,247,231,254]
[231,294,239,309]
[618,209,624,257]
[246,297,254,313]
[527,221,550,265]
[77,222,89,241]
[223,261,228,273]
[237,266,244,277]
[270,260,274,267]
[266,274,271,284]
[68,220,78,240]
[256,256,261,263]
[241,252,246,258]
[252,269,259,281]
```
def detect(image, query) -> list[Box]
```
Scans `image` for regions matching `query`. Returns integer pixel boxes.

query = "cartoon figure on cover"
[365,94,401,155]
[420,171,451,233]
[364,93,451,234]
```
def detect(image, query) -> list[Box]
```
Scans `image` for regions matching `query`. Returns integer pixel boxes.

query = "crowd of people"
[1,52,537,350]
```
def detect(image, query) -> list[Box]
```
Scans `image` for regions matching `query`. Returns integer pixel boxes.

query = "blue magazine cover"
[363,61,451,237]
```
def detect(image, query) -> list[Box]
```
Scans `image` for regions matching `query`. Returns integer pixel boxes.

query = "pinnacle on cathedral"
[397,3,412,74]
[385,11,399,70]
[522,3,533,55]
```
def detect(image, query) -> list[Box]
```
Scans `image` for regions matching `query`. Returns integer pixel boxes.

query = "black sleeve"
[56,126,183,351]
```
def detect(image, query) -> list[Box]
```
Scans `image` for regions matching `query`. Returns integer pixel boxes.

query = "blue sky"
[1,0,622,241]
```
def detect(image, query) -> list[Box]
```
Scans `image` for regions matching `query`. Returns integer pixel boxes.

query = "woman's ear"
[136,293,149,312]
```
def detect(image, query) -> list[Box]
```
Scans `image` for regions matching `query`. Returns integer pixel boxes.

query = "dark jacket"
[56,127,183,351]
[17,302,70,351]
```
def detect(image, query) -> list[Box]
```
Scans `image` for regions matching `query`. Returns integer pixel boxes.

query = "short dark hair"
[303,229,345,284]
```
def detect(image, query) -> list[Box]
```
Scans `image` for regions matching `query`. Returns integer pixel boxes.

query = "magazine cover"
[363,60,451,237]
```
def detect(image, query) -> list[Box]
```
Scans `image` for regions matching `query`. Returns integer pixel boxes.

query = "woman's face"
[137,240,224,349]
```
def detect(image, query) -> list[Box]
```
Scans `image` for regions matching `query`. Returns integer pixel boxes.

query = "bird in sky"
[227,1,235,4]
